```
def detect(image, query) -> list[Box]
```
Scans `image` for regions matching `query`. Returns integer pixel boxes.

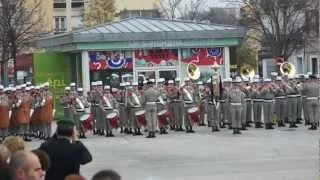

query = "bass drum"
[106,111,119,129]
[157,110,170,127]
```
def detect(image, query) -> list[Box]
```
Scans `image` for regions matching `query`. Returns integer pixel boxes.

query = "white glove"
[16,100,22,107]
[29,109,34,117]
[9,110,12,119]
[52,109,56,117]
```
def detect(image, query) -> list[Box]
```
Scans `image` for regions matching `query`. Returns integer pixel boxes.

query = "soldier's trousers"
[306,98,319,125]
[119,103,127,128]
[95,108,105,130]
[263,101,274,124]
[219,102,225,123]
[246,100,252,123]
[275,98,282,121]
[302,97,310,123]
[18,124,29,136]
[253,101,262,123]
[287,97,297,123]
[184,104,194,127]
[0,128,8,138]
[224,103,231,124]
[296,96,302,120]
[208,102,219,128]
[241,100,248,126]
[230,104,242,129]
[173,101,184,127]
[145,103,157,132]
[168,102,175,126]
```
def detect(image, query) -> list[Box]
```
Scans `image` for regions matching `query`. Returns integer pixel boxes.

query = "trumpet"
[280,62,296,77]
[240,64,255,79]
[187,63,200,80]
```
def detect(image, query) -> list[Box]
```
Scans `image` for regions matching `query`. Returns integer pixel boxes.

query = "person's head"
[92,169,121,180]
[0,144,10,165]
[56,121,76,138]
[3,136,25,154]
[31,149,50,171]
[65,174,86,180]
[9,151,44,180]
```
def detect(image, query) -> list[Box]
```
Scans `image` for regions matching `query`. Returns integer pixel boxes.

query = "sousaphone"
[187,63,200,80]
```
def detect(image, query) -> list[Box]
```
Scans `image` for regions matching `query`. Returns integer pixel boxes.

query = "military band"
[0,73,318,142]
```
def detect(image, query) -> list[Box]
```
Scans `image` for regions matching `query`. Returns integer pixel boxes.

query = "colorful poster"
[33,52,72,120]
[135,49,178,67]
[89,51,133,71]
[181,48,224,65]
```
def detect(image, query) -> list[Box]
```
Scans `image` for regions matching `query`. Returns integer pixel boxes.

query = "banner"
[33,53,72,120]
[135,49,179,67]
[89,51,133,71]
[181,48,224,65]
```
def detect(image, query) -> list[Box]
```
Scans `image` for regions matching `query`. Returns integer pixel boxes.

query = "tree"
[179,0,206,21]
[0,0,46,85]
[241,0,319,61]
[158,0,184,20]
[83,0,116,27]
[199,7,239,25]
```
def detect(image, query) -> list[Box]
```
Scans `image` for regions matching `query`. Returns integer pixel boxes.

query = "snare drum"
[135,110,146,127]
[81,114,94,132]
[187,107,200,125]
[157,110,170,127]
[106,112,119,129]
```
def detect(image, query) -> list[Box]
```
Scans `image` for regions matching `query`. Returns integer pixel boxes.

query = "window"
[54,16,66,33]
[295,57,303,74]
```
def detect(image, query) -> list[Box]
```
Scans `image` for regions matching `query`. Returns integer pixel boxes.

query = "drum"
[135,110,146,127]
[81,114,93,132]
[187,107,200,125]
[106,112,119,129]
[157,110,170,127]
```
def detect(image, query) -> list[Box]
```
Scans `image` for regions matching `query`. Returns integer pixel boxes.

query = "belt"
[230,103,242,105]
[146,102,156,105]
[306,97,318,100]
[287,95,299,98]
[218,100,226,103]
[104,107,113,110]
[184,101,193,104]
[244,98,251,101]
[263,99,274,103]
[76,110,84,112]
[252,99,264,102]
[275,96,286,99]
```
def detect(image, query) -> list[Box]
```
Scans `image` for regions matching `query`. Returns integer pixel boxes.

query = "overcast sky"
[205,0,243,8]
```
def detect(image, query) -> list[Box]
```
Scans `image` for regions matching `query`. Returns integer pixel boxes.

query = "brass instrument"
[280,62,296,77]
[240,64,255,79]
[187,63,200,80]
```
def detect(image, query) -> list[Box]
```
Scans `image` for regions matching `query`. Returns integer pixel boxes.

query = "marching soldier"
[16,84,32,141]
[182,78,196,133]
[102,85,117,137]
[88,82,98,134]
[142,79,161,138]
[0,86,10,142]
[173,78,184,131]
[240,79,249,130]
[156,78,169,134]
[75,88,90,138]
[208,79,220,132]
[60,87,72,121]
[261,79,275,129]
[305,75,320,130]
[127,82,144,135]
[166,80,177,130]
[40,83,54,139]
[274,77,286,127]
[251,80,264,128]
[228,77,245,134]
[95,81,106,136]
[285,77,299,128]
[118,83,127,133]
[220,78,232,129]
[195,81,206,126]
[301,75,310,125]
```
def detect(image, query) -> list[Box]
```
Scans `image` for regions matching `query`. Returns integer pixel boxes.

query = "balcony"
[54,28,67,34]
[54,0,84,8]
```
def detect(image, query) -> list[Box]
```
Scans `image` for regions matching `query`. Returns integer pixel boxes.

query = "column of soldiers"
[0,82,54,142]
[60,74,320,139]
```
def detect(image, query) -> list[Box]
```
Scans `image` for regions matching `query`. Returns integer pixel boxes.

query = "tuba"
[280,62,296,77]
[240,64,255,79]
[187,63,200,80]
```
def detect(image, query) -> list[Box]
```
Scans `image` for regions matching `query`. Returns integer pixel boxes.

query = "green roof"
[38,17,245,51]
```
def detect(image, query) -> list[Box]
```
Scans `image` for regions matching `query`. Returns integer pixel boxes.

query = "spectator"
[0,145,10,180]
[65,174,86,180]
[92,169,121,180]
[40,120,92,180]
[31,149,51,171]
[3,136,25,153]
[8,151,45,180]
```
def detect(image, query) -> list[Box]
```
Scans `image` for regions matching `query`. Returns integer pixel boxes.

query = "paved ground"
[27,124,319,180]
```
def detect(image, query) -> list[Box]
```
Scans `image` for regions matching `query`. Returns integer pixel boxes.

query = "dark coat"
[39,137,92,180]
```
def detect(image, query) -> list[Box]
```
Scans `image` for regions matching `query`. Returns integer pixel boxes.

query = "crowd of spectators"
[0,121,121,180]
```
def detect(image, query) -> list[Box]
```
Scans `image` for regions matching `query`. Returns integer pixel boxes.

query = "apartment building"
[53,0,159,34]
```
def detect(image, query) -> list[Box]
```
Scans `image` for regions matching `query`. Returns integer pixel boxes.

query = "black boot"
[255,122,263,128]
[278,121,285,127]
[212,126,220,132]
[124,128,129,134]
[296,118,303,124]
[120,127,124,133]
[266,123,274,130]
[199,122,206,126]
[136,128,143,135]
[233,128,241,134]
[241,125,248,131]
[170,126,175,131]
[146,131,156,138]
[186,126,195,133]
[160,128,168,134]
[246,123,252,128]
[308,124,317,130]
[175,126,184,132]
[289,122,298,128]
